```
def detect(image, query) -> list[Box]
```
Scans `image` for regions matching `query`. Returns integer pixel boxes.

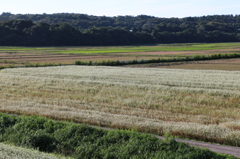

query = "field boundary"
[75,53,240,66]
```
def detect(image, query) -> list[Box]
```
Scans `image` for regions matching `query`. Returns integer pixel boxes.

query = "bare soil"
[125,58,240,71]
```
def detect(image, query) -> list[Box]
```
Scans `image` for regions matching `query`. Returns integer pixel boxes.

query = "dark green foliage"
[0,113,236,158]
[0,114,17,141]
[28,129,56,152]
[54,125,106,155]
[75,53,240,66]
[24,62,62,67]
[1,13,240,46]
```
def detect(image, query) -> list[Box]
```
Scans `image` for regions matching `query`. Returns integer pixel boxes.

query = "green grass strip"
[0,42,239,54]
[53,46,221,54]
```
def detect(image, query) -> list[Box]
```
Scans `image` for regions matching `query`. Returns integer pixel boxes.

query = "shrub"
[28,129,56,152]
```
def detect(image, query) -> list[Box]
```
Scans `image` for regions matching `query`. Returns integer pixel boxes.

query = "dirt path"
[96,126,240,158]
[155,136,240,158]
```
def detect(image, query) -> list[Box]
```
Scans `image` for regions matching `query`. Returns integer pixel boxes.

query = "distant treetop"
[0,13,240,46]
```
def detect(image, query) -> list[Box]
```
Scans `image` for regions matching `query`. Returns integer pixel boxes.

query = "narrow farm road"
[96,126,240,158]
[155,136,240,158]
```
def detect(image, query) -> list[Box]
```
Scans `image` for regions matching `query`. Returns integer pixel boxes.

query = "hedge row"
[75,53,240,66]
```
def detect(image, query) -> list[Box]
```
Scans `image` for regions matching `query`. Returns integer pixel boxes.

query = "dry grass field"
[1,66,240,146]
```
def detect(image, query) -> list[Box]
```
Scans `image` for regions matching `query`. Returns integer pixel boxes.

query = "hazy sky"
[1,0,239,18]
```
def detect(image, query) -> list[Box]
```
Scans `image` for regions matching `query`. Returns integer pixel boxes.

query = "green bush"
[28,129,56,152]
[0,113,236,159]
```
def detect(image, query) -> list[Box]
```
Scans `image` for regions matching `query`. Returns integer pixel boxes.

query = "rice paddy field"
[1,65,240,147]
[1,42,240,70]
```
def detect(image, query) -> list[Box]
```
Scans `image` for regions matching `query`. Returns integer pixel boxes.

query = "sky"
[1,0,240,18]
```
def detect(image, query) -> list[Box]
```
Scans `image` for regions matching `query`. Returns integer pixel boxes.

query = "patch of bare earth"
[126,58,240,71]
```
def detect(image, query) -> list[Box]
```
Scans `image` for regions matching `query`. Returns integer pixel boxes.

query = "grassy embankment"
[1,66,240,147]
[0,113,236,159]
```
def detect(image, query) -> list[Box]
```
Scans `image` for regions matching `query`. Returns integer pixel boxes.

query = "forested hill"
[0,12,240,46]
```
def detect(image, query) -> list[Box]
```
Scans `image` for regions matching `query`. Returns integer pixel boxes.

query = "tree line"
[0,12,240,46]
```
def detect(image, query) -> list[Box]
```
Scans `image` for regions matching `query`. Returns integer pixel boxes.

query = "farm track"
[95,125,240,158]
[173,138,240,158]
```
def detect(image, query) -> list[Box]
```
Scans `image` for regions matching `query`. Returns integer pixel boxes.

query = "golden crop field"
[1,66,240,146]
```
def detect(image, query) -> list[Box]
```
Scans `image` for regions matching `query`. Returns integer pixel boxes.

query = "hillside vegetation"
[0,13,240,46]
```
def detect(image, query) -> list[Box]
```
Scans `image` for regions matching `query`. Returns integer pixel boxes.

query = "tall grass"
[1,66,240,146]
